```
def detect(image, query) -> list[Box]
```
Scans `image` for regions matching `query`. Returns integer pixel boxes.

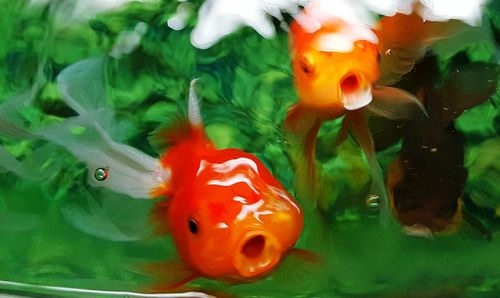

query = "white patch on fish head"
[313,24,379,53]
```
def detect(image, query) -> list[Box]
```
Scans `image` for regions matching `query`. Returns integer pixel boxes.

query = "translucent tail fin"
[0,56,168,199]
[36,111,165,199]
[0,73,47,179]
[44,56,167,199]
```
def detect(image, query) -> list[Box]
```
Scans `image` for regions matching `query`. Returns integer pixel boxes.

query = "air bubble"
[94,167,109,181]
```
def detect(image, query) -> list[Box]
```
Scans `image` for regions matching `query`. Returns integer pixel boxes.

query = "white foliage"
[184,0,486,49]
[361,0,487,25]
[189,0,308,49]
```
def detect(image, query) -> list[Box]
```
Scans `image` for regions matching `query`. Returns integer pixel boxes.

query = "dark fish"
[381,57,499,236]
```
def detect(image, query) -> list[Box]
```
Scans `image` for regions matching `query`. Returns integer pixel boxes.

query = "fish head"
[168,151,303,279]
[291,16,380,112]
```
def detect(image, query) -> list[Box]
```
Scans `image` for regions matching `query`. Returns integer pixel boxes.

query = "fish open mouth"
[233,231,282,278]
[340,73,373,110]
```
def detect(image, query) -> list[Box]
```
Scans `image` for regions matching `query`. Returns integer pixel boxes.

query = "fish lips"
[233,230,283,278]
[340,73,373,110]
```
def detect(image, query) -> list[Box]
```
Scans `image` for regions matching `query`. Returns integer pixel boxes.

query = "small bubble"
[94,167,109,181]
[366,195,381,211]
[430,148,438,153]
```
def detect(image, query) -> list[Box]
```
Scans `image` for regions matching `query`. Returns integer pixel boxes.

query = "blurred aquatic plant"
[28,0,160,25]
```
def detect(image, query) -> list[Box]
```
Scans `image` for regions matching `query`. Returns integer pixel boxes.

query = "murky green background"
[1,1,500,297]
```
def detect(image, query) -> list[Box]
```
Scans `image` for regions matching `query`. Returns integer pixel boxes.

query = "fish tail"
[283,103,322,199]
[438,62,499,123]
[0,83,52,180]
[345,109,392,224]
[0,56,168,199]
[377,12,473,85]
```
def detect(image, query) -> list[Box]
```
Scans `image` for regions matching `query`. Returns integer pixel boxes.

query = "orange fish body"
[285,4,388,206]
[149,81,303,287]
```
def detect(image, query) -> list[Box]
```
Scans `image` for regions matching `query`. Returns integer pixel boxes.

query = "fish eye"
[298,53,315,77]
[188,217,198,234]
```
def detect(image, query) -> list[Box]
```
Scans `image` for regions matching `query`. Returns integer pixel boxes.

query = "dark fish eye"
[299,54,315,77]
[188,217,198,234]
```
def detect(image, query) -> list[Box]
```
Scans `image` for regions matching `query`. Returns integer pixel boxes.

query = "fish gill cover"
[0,0,499,297]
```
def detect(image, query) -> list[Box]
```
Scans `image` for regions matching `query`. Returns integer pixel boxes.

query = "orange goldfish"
[0,58,307,290]
[284,0,478,219]
[145,80,304,288]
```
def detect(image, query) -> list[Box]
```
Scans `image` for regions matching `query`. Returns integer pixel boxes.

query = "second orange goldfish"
[284,0,481,220]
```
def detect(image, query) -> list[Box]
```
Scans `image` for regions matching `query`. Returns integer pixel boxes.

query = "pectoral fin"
[369,86,427,120]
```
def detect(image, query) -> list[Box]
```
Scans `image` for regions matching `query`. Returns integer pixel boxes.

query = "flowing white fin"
[36,111,166,199]
[0,57,170,198]
[50,57,169,198]
[0,81,42,139]
[0,76,49,179]
[56,56,108,118]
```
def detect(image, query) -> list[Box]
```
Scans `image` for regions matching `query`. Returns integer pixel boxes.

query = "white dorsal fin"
[188,78,202,127]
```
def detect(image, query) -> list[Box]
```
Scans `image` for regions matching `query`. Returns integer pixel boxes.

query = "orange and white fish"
[283,0,482,219]
[0,57,307,290]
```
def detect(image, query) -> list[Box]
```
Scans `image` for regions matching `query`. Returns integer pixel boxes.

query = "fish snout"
[339,72,373,110]
[233,231,282,278]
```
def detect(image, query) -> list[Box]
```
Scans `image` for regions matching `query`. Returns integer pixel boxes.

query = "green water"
[1,1,500,297]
